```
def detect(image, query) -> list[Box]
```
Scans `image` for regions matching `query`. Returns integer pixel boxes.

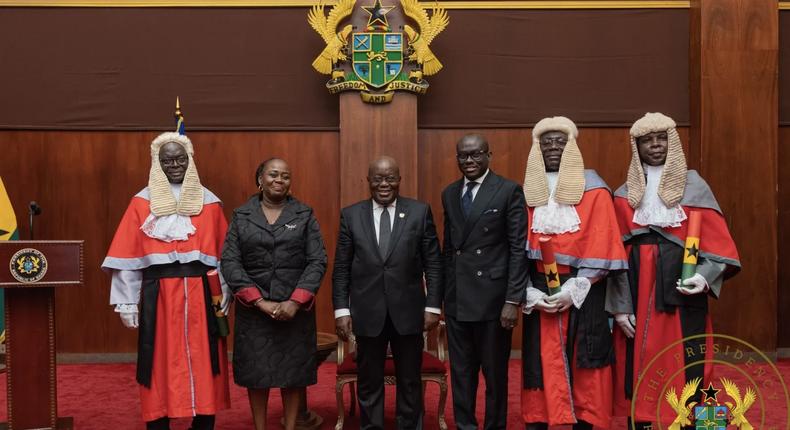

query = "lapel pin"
[399,212,406,218]
[285,223,297,230]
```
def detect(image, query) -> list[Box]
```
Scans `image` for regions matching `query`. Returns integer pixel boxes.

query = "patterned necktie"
[462,182,478,218]
[378,206,391,258]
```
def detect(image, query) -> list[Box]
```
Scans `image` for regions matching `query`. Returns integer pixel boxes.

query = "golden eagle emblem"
[721,377,757,429]
[400,0,449,76]
[9,247,48,283]
[308,0,356,74]
[16,255,40,274]
[665,377,702,430]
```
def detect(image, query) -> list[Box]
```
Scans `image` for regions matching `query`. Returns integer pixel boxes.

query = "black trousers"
[355,314,424,430]
[525,420,592,430]
[446,316,512,430]
[146,415,214,430]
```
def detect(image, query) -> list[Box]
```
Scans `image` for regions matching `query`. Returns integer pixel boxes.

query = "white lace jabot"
[140,183,196,242]
[531,172,581,234]
[633,164,687,228]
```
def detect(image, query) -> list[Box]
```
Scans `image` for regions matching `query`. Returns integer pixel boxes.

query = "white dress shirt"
[461,169,490,201]
[335,198,441,318]
[372,199,396,242]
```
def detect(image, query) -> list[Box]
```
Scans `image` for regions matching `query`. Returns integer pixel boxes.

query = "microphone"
[29,201,42,216]
[29,201,41,240]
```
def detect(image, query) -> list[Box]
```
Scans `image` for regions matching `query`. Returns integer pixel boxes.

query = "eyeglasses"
[456,151,488,162]
[539,137,568,146]
[369,175,400,185]
[160,156,188,167]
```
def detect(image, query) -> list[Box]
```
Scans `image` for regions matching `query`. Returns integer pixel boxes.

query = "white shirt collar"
[372,198,397,210]
[463,169,490,187]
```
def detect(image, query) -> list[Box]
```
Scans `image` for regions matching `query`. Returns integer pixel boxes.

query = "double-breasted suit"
[441,170,528,430]
[332,196,442,430]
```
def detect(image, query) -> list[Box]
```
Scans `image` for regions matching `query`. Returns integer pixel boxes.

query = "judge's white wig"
[627,113,687,208]
[148,132,204,216]
[523,116,585,207]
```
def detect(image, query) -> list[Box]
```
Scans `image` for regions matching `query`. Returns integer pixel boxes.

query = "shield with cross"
[352,32,404,88]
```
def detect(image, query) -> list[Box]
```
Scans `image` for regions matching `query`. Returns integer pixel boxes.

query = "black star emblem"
[547,270,559,284]
[701,382,720,403]
[362,0,395,28]
[0,229,8,236]
[212,301,222,313]
[686,243,699,259]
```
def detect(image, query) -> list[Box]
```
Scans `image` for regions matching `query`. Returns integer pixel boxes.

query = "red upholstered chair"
[334,320,448,430]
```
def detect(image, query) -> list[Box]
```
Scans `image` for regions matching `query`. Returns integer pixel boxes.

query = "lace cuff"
[114,303,138,313]
[523,287,547,315]
[568,277,592,309]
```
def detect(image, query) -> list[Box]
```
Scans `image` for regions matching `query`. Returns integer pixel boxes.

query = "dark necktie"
[378,206,391,258]
[461,182,478,218]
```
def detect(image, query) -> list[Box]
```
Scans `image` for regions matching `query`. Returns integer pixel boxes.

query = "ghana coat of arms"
[308,0,449,103]
[663,378,757,430]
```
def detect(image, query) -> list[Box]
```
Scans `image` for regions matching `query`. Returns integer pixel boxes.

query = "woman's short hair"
[255,158,281,186]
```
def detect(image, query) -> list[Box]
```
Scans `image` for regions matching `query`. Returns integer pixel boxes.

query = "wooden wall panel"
[779,127,790,348]
[0,130,339,353]
[339,93,418,207]
[690,0,779,351]
[777,11,790,125]
[417,127,689,349]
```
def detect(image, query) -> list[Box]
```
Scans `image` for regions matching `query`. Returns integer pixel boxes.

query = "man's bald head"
[456,134,491,180]
[368,156,400,177]
[456,134,489,153]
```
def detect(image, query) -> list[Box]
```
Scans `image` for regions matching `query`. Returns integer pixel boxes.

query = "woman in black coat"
[220,158,327,430]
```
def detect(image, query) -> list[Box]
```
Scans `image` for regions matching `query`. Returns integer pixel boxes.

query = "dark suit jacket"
[441,171,528,322]
[332,197,443,337]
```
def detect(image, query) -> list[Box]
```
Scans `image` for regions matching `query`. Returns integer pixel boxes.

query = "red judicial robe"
[610,171,740,424]
[102,188,230,421]
[522,171,628,428]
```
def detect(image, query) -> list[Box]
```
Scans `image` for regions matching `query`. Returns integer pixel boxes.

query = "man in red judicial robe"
[607,112,740,427]
[102,132,231,430]
[521,116,628,430]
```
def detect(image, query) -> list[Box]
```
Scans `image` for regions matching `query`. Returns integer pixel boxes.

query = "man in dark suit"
[333,156,443,430]
[441,134,527,430]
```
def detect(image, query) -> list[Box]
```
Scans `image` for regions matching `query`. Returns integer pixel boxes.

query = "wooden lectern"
[0,241,83,430]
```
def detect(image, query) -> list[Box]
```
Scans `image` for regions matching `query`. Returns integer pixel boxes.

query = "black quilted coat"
[221,195,327,388]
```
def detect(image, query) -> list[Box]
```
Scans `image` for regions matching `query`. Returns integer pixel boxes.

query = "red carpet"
[0,360,788,429]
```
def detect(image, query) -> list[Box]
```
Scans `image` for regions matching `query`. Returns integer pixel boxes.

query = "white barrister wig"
[523,116,585,207]
[148,132,204,216]
[627,112,687,208]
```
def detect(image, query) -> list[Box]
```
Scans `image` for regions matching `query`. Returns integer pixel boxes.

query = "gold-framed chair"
[334,320,449,430]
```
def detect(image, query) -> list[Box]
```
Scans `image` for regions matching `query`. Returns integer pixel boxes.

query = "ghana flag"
[0,176,19,343]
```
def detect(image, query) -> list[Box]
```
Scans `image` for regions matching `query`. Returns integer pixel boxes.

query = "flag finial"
[174,97,185,135]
